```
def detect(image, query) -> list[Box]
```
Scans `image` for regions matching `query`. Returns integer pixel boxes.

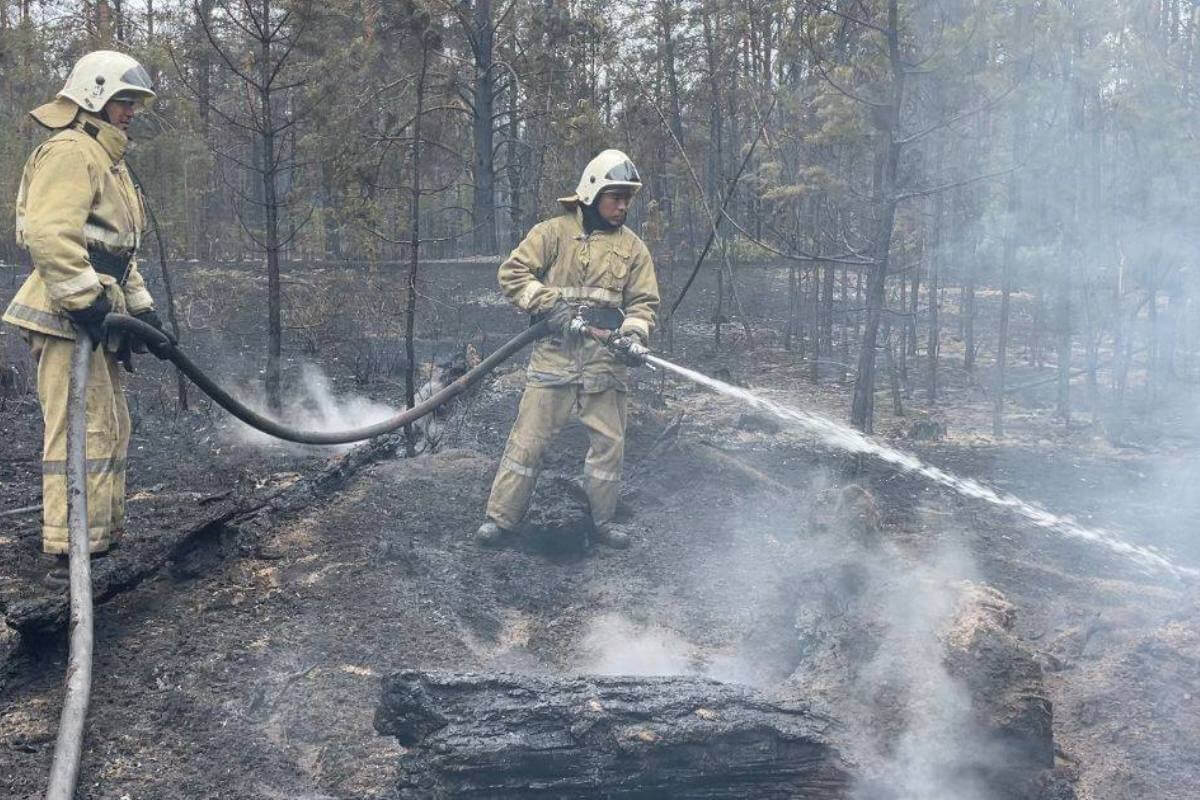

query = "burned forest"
[2,1,1200,799]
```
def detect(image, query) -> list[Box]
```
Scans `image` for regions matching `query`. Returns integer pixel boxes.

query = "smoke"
[574,614,698,676]
[221,363,397,453]
[780,508,1020,800]
[572,613,775,685]
[564,464,1029,800]
[846,542,994,800]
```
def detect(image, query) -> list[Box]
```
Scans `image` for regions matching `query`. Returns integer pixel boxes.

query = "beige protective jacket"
[4,112,153,341]
[499,203,660,392]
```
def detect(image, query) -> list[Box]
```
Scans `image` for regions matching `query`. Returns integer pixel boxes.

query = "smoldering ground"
[784,484,1044,800]
[559,462,1027,800]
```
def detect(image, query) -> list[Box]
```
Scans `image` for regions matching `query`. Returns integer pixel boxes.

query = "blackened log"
[376,670,852,799]
[5,432,405,636]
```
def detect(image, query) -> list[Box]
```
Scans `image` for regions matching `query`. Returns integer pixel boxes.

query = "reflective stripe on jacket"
[4,112,153,340]
[498,204,660,392]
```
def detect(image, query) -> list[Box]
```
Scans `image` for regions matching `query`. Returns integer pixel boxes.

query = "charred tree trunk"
[898,271,908,385]
[404,42,429,457]
[822,260,835,364]
[994,2,1029,437]
[1082,282,1101,426]
[852,0,906,433]
[927,145,944,404]
[884,318,903,417]
[961,186,978,372]
[376,670,852,799]
[471,0,498,254]
[260,0,282,411]
[813,259,825,373]
[505,86,522,250]
[907,255,920,358]
[131,169,189,412]
[714,256,724,350]
[1054,271,1072,424]
[660,0,686,151]
[797,267,807,361]
[839,265,850,383]
[194,0,215,261]
[785,263,798,350]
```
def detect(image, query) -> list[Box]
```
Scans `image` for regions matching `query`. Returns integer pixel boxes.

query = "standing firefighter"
[476,149,660,549]
[4,51,174,586]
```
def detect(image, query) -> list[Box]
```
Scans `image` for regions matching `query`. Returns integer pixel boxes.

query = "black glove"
[115,337,135,373]
[134,309,177,359]
[609,331,650,366]
[65,294,112,350]
[542,299,575,338]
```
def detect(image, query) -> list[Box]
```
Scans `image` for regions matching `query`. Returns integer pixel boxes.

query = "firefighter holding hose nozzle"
[3,51,175,588]
[476,149,660,549]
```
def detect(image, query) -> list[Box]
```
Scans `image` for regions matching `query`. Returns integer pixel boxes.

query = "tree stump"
[375,670,853,799]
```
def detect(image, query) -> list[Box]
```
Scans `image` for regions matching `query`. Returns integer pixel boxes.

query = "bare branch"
[893,164,1019,202]
[803,0,889,36]
[895,77,1025,146]
[812,58,890,109]
[196,2,266,90]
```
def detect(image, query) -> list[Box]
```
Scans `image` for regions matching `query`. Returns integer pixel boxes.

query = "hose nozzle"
[567,305,655,369]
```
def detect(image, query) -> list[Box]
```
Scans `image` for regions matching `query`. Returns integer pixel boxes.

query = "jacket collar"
[70,113,128,164]
[571,205,624,238]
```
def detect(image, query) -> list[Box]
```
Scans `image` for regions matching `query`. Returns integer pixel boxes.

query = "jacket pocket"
[602,242,633,288]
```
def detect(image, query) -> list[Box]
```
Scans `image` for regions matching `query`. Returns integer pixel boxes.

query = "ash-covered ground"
[1,261,1197,799]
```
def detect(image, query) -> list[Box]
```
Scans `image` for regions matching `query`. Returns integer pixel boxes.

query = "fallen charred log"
[375,669,853,799]
[4,432,405,637]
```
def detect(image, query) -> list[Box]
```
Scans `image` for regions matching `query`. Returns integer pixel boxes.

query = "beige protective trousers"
[486,385,628,530]
[27,331,129,554]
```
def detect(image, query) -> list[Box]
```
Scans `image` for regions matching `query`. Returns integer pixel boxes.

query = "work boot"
[474,521,508,547]
[592,523,631,549]
[42,554,69,590]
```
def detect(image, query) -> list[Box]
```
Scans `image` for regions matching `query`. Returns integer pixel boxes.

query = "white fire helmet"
[573,149,643,206]
[30,50,156,129]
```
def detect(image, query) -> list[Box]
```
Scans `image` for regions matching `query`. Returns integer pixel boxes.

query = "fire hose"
[46,308,650,798]
[45,333,96,800]
[105,313,555,444]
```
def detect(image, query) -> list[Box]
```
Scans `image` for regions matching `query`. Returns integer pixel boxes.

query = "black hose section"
[104,313,551,445]
[46,332,95,800]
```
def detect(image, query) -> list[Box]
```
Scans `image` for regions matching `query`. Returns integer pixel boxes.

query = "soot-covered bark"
[375,669,853,799]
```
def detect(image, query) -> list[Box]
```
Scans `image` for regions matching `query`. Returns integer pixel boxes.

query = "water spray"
[568,304,1193,579]
[643,354,1197,580]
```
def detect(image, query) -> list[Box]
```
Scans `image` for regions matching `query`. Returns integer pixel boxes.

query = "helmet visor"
[605,159,641,184]
[120,63,154,91]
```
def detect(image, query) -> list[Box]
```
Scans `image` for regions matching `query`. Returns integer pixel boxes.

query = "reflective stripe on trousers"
[486,384,628,529]
[28,331,130,554]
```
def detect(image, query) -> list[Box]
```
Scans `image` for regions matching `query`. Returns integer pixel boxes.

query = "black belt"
[583,306,624,330]
[531,305,625,331]
[87,246,132,283]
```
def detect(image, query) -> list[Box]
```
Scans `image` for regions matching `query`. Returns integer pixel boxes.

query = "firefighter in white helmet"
[476,149,660,549]
[3,51,174,586]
